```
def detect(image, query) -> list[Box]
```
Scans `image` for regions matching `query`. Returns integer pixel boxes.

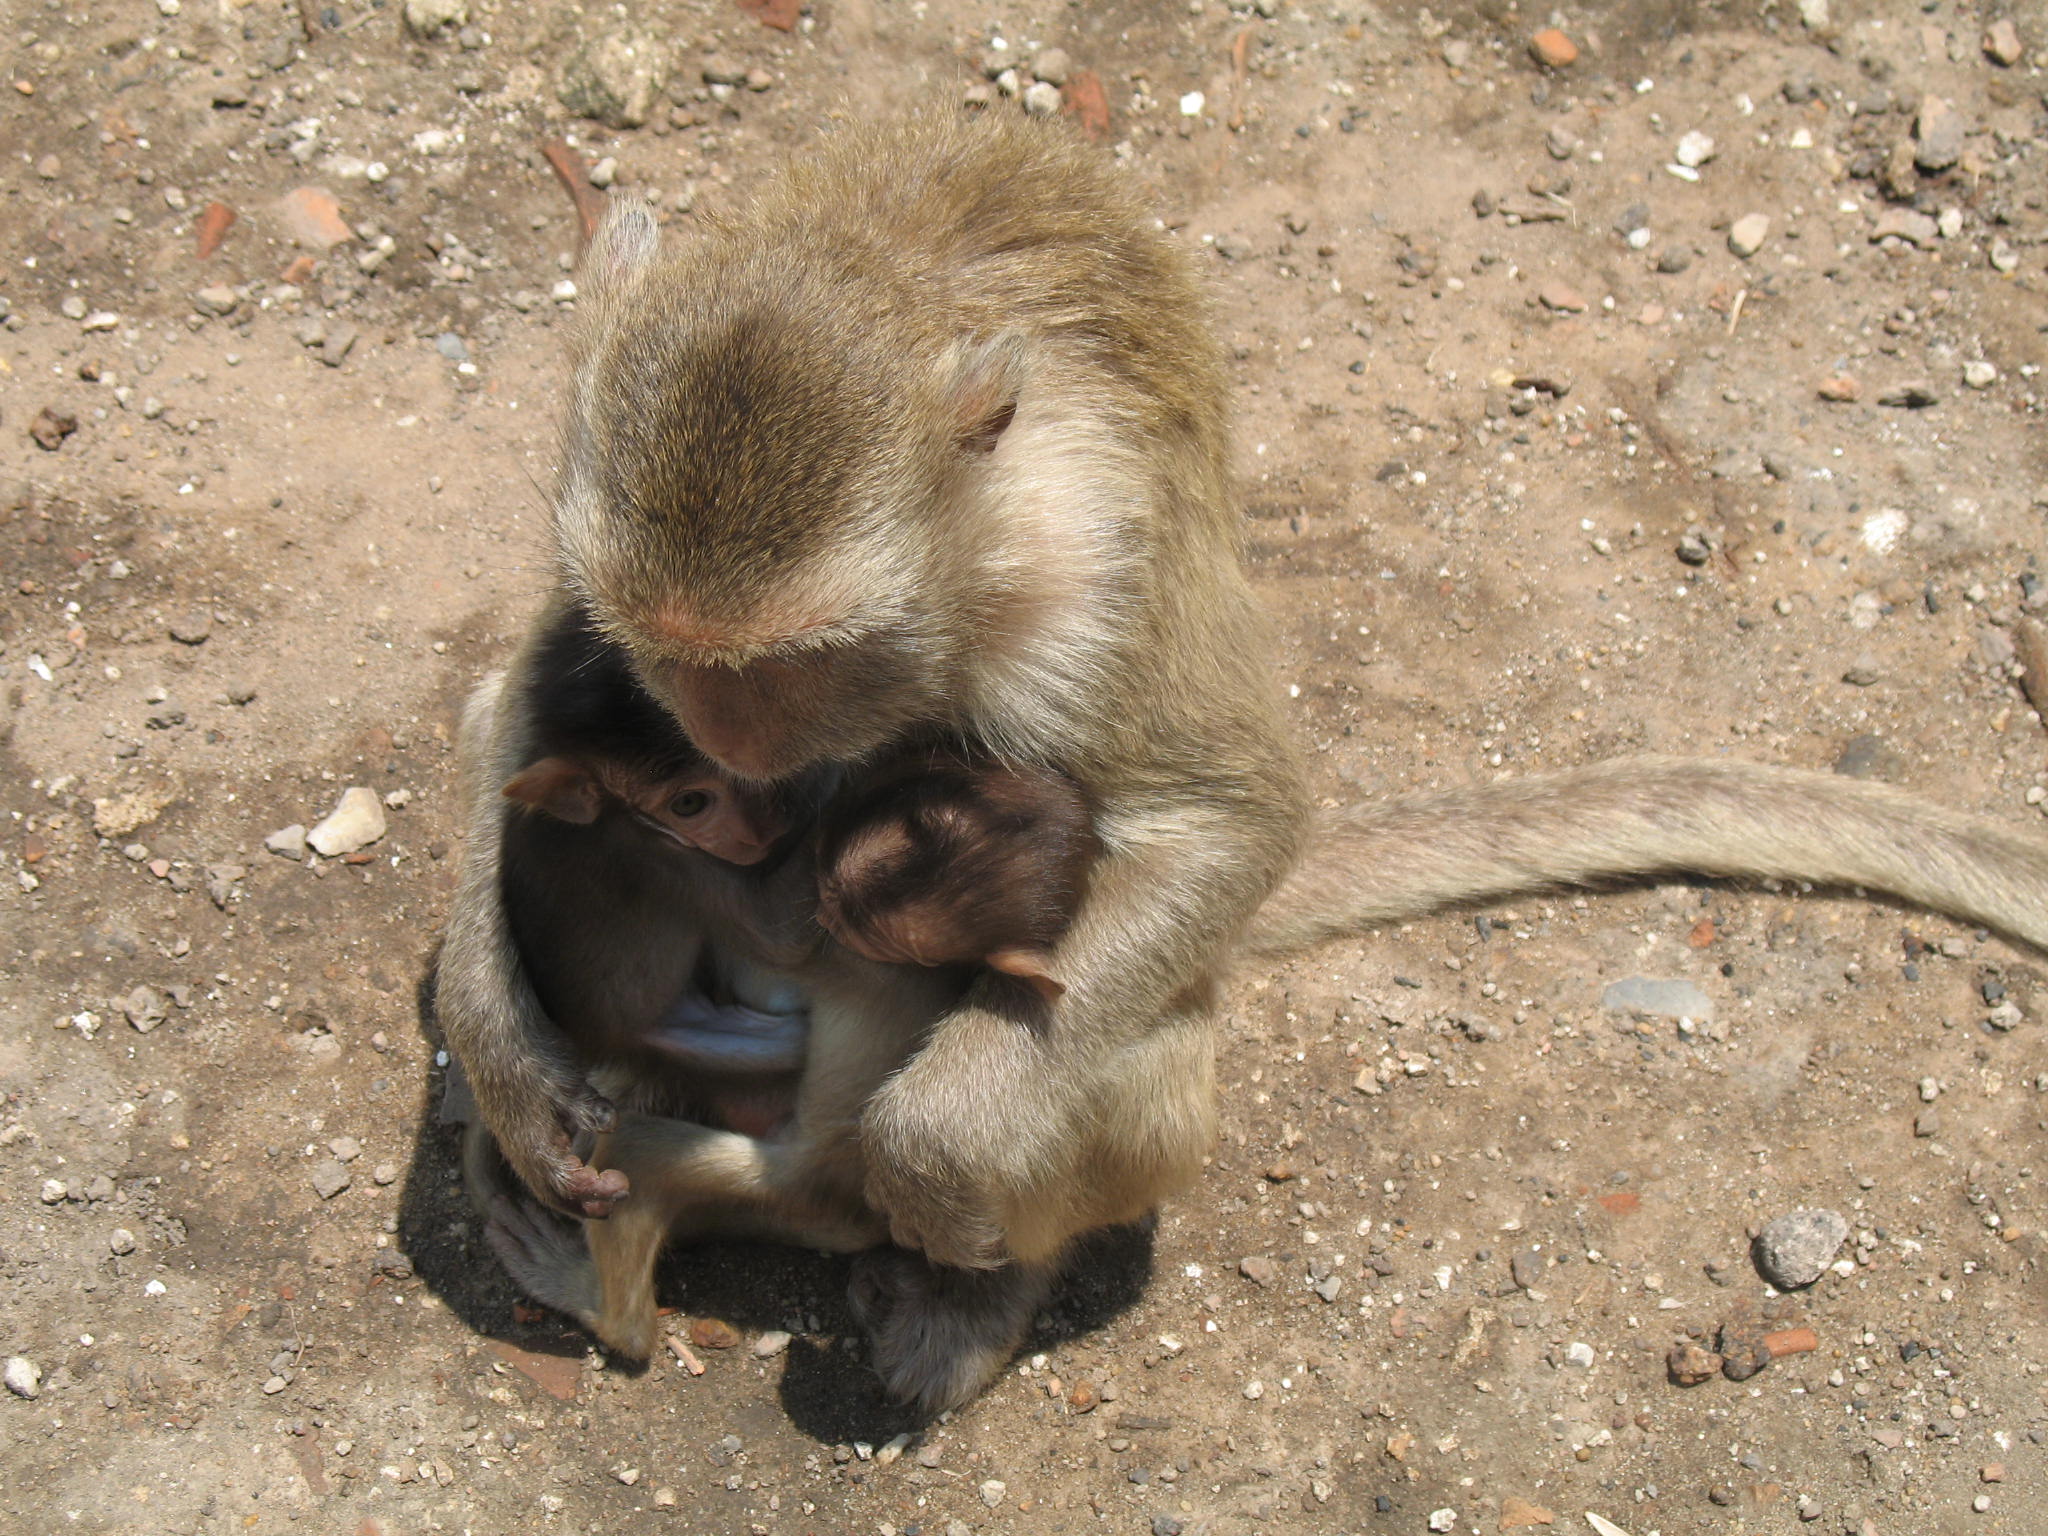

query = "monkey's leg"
[848,1248,1059,1417]
[469,1124,605,1331]
[584,1114,887,1360]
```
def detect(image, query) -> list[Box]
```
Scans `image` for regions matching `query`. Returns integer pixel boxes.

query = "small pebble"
[109,1228,137,1255]
[4,1357,42,1399]
[1962,361,1997,390]
[1728,213,1770,258]
[265,825,309,861]
[1914,96,1966,173]
[309,1160,352,1200]
[1675,130,1715,168]
[1754,1208,1848,1289]
[307,787,387,857]
[1529,28,1578,67]
[979,1478,1007,1508]
[1983,19,2023,65]
[752,1330,792,1358]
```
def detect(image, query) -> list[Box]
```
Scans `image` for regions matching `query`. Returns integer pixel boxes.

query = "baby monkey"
[508,746,1095,1000]
[815,749,1096,1000]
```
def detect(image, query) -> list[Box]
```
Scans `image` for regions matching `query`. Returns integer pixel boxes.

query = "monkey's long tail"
[1239,756,2048,957]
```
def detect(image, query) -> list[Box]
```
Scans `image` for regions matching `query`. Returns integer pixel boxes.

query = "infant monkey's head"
[815,755,1096,1000]
[502,753,788,867]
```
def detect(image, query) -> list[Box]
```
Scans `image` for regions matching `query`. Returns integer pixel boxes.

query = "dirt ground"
[3,0,2048,1532]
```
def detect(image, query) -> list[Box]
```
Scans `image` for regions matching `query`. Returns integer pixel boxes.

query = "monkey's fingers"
[564,1164,631,1218]
[557,1085,619,1139]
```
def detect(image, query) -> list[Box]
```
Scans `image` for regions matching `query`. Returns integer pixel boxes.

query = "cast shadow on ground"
[398,956,1155,1442]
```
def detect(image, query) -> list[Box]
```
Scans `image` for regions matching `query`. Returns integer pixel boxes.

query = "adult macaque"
[438,114,2048,1413]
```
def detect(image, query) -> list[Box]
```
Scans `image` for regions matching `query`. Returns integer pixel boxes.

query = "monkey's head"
[551,203,1028,783]
[503,755,788,867]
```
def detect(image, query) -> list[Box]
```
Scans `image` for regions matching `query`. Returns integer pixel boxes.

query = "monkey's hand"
[492,1076,629,1220]
[858,1011,1057,1270]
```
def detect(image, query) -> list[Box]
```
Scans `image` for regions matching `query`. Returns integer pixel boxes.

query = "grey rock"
[752,1330,793,1358]
[192,285,240,318]
[310,1160,352,1200]
[109,1228,137,1255]
[1984,19,2023,66]
[122,986,166,1033]
[559,31,668,129]
[1511,1249,1544,1289]
[1239,1255,1279,1286]
[1021,80,1062,117]
[1753,1207,1848,1288]
[1602,975,1714,1022]
[307,787,386,857]
[403,0,466,37]
[320,323,358,368]
[264,825,309,861]
[1871,208,1939,249]
[1914,97,1966,173]
[167,611,212,645]
[1032,47,1071,86]
[1728,213,1770,258]
[204,863,246,911]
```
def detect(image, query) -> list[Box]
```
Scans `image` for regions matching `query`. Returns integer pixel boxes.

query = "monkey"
[814,749,1095,1000]
[435,112,2048,1416]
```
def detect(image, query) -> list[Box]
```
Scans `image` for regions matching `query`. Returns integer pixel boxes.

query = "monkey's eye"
[669,790,713,820]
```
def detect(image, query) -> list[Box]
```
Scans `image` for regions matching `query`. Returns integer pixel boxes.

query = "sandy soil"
[3,1,2047,1532]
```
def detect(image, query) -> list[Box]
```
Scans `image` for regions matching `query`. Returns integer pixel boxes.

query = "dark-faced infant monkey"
[439,112,2048,1416]
[815,749,1094,1000]
[483,602,823,1184]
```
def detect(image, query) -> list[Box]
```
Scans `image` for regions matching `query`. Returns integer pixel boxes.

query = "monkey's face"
[633,629,942,783]
[613,766,790,866]
[556,245,1027,784]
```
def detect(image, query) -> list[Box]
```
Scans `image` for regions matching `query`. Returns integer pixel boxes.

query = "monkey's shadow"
[400,961,1154,1443]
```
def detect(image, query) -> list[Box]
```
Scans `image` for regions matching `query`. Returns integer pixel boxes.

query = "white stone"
[1675,130,1715,168]
[307,787,387,857]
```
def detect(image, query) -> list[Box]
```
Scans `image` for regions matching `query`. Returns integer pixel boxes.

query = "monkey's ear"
[944,332,1026,453]
[502,758,605,825]
[988,946,1065,1001]
[584,198,660,298]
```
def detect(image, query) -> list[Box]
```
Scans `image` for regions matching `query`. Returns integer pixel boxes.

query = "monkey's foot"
[482,1188,602,1328]
[848,1248,1056,1416]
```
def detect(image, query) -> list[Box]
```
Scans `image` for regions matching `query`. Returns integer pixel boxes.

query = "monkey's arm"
[437,664,629,1218]
[1240,756,2048,956]
[861,772,1299,1269]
